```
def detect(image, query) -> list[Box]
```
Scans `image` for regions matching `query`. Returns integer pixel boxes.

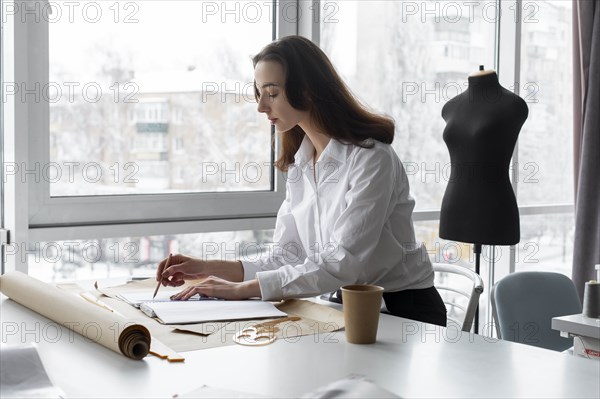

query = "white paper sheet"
[0,344,65,399]
[117,291,211,307]
[141,300,287,324]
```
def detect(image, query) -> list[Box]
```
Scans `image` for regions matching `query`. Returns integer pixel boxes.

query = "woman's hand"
[170,277,261,301]
[156,254,207,287]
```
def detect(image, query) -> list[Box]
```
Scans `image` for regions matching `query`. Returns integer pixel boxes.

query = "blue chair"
[491,272,582,351]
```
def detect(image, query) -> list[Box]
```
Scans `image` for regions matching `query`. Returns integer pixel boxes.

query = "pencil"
[153,253,173,299]
[80,292,115,313]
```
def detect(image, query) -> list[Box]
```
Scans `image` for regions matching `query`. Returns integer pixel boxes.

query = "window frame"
[3,0,299,271]
[28,0,288,226]
[2,0,575,276]
[3,0,297,241]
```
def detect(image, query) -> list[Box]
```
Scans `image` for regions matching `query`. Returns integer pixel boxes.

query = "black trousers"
[383,286,447,327]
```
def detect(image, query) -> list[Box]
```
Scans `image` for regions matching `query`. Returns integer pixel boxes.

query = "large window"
[513,1,574,277]
[319,1,497,277]
[48,1,272,196]
[320,0,574,278]
[3,0,575,293]
[321,0,496,212]
[318,0,574,333]
[4,0,291,236]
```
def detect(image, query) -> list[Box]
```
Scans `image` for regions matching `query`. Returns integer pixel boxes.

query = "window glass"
[320,0,496,210]
[511,213,574,277]
[48,1,273,196]
[28,229,275,282]
[518,1,573,205]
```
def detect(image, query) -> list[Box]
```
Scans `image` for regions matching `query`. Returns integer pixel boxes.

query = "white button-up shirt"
[242,136,434,301]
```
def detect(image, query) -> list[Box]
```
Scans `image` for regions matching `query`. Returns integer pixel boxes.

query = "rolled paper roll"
[582,280,600,319]
[0,271,151,360]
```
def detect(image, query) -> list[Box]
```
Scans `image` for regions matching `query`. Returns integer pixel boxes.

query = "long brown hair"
[252,36,394,171]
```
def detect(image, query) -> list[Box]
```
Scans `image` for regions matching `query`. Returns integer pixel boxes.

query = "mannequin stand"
[473,243,482,334]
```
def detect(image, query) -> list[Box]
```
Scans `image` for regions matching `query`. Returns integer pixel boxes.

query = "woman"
[157,36,446,327]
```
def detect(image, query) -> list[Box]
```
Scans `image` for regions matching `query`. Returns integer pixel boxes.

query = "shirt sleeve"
[256,146,399,301]
[241,183,306,281]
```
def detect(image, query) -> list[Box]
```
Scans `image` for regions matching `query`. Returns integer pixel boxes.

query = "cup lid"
[341,284,384,293]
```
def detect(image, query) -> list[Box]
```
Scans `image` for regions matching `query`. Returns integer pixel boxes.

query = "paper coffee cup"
[341,284,384,344]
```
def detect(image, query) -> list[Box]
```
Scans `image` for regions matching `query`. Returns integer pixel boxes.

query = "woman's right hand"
[156,254,207,287]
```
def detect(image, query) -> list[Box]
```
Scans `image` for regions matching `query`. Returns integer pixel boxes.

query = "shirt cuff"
[240,259,263,281]
[256,270,283,301]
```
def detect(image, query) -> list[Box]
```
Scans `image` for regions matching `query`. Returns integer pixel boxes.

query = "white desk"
[552,314,600,359]
[2,295,599,398]
[552,314,600,340]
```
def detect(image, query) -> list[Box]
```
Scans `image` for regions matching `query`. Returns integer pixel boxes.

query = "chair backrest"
[491,271,582,351]
[432,263,484,333]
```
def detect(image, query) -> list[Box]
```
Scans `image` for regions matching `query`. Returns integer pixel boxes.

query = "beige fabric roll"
[0,271,150,360]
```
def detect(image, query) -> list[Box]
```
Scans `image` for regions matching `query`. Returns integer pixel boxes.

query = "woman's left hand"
[170,276,261,301]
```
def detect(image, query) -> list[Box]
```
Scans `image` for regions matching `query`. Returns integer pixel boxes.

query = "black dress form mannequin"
[439,70,528,245]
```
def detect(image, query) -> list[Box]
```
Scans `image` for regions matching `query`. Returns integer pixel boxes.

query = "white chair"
[432,263,484,332]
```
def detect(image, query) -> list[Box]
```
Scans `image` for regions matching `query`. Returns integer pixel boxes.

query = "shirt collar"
[294,135,348,166]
